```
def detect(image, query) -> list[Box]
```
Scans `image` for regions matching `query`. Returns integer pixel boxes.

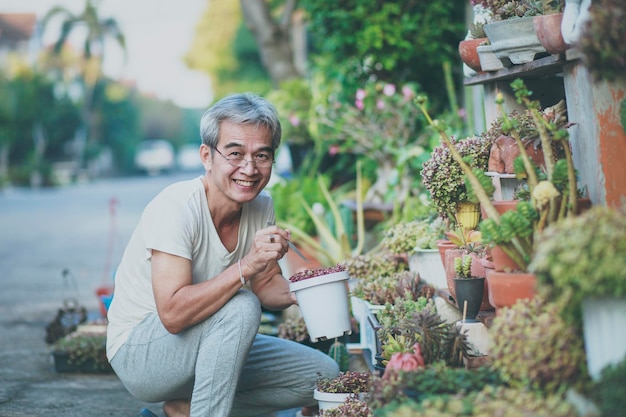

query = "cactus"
[454,254,473,278]
[328,339,350,372]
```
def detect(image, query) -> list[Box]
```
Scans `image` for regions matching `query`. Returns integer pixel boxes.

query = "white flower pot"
[484,17,547,65]
[313,389,365,411]
[409,249,447,289]
[582,297,626,380]
[289,271,352,342]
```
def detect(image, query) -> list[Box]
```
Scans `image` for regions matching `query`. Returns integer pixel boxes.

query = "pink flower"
[355,89,366,100]
[355,99,364,110]
[382,343,425,379]
[328,144,340,156]
[376,99,385,110]
[402,85,415,100]
[383,84,396,96]
[289,114,300,127]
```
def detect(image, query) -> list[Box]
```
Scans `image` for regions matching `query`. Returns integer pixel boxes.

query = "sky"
[0,0,213,108]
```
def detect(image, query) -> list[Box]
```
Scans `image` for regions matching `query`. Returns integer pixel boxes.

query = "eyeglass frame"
[211,146,275,169]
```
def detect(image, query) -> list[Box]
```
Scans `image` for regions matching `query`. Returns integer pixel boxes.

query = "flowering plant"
[314,80,426,204]
[421,135,494,222]
[316,371,372,394]
[417,78,582,272]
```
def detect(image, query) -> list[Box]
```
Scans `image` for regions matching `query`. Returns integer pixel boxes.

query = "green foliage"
[489,297,588,394]
[579,0,626,82]
[380,216,446,255]
[368,361,502,412]
[316,371,372,394]
[589,355,626,417]
[421,135,495,221]
[373,385,578,417]
[529,205,626,325]
[328,340,350,372]
[52,332,111,372]
[454,255,473,278]
[300,0,466,111]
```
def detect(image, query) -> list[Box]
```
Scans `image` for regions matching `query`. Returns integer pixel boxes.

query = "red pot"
[533,13,570,55]
[458,38,487,72]
[486,270,537,314]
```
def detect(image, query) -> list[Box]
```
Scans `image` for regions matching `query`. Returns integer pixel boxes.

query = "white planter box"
[349,296,384,363]
[409,249,447,289]
[582,297,626,380]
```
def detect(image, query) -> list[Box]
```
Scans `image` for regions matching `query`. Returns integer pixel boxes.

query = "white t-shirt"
[106,176,275,360]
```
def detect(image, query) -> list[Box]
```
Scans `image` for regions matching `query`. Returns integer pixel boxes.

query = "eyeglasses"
[212,147,274,169]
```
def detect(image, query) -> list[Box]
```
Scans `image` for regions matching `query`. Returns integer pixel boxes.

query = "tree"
[40,0,126,171]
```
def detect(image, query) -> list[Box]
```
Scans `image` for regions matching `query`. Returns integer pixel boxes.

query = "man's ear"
[200,144,212,169]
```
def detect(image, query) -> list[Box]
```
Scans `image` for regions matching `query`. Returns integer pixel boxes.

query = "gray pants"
[110,290,340,417]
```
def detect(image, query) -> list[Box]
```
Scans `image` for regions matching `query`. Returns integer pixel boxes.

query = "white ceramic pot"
[289,271,352,342]
[582,297,626,380]
[409,249,447,289]
[313,389,365,411]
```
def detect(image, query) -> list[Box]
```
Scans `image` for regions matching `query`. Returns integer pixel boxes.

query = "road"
[0,172,196,417]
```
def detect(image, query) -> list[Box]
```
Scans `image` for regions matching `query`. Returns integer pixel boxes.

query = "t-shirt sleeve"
[141,192,197,261]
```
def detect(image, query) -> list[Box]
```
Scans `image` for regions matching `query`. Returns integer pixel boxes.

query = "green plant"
[489,296,588,394]
[352,270,422,306]
[328,340,350,372]
[380,216,446,254]
[588,355,626,416]
[421,135,495,223]
[51,331,111,372]
[279,163,366,266]
[471,0,549,21]
[529,204,626,325]
[368,361,502,411]
[579,0,626,82]
[454,254,474,278]
[316,371,372,394]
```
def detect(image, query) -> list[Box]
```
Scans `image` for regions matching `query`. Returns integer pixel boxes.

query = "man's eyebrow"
[222,142,273,153]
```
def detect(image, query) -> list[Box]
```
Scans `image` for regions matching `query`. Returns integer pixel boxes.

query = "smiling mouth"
[235,179,255,187]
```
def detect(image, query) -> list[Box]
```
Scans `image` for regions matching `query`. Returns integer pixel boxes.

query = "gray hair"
[200,93,282,150]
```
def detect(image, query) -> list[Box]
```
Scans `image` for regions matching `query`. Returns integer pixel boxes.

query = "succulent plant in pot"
[418,78,583,273]
[51,331,112,373]
[314,371,373,413]
[453,254,486,322]
[421,134,495,226]
[528,204,626,380]
[489,296,589,393]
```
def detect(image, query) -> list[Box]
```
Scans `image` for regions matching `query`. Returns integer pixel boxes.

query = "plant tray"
[52,351,113,374]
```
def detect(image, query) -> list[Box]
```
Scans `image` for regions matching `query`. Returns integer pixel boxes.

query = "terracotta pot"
[488,135,547,174]
[486,270,537,313]
[470,253,495,311]
[481,199,519,219]
[444,248,465,301]
[490,245,523,272]
[458,38,487,72]
[436,239,459,269]
[533,13,570,54]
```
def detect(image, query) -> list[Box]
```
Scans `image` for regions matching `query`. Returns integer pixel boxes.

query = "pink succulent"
[382,343,425,379]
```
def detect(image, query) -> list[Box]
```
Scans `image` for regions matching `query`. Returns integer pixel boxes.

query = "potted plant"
[51,331,112,373]
[417,79,585,310]
[452,254,485,322]
[289,265,353,342]
[489,296,588,393]
[318,395,372,417]
[314,371,372,412]
[421,135,495,227]
[475,0,565,64]
[380,216,448,289]
[528,204,626,380]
